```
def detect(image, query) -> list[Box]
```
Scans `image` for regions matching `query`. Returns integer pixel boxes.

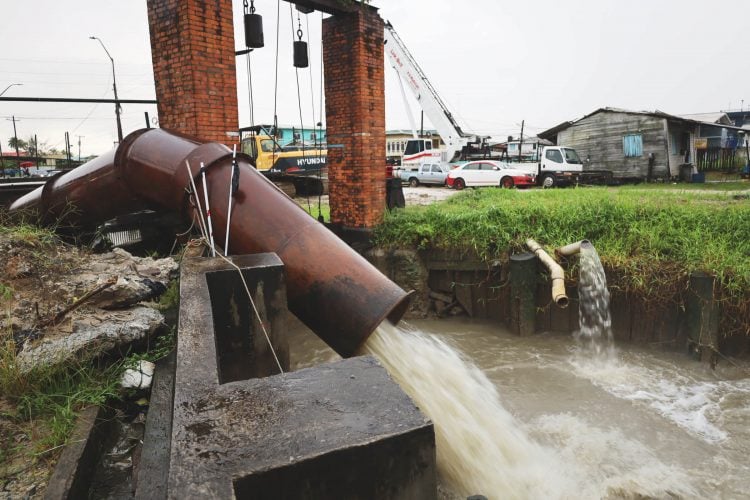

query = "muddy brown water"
[290,317,750,499]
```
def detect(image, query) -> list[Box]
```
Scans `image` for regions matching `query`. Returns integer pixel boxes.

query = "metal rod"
[201,163,216,256]
[0,97,157,104]
[224,145,237,256]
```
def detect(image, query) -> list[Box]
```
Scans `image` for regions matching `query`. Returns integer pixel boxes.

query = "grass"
[1,318,175,473]
[298,199,330,222]
[374,187,750,335]
[618,181,749,191]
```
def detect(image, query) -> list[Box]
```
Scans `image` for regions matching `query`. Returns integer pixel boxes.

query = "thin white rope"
[185,161,209,242]
[213,249,285,374]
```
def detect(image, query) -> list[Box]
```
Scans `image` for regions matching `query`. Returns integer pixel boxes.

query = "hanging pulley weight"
[244,0,264,48]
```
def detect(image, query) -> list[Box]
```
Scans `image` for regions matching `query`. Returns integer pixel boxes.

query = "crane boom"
[384,21,479,163]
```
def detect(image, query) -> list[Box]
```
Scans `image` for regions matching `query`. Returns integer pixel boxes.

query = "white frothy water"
[569,354,750,444]
[363,321,569,499]
[575,244,614,358]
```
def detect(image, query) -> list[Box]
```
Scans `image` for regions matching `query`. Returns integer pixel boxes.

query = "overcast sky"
[1,0,747,157]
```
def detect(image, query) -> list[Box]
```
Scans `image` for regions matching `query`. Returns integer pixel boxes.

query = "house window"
[623,134,643,157]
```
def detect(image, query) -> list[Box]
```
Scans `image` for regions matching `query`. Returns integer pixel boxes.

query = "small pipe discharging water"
[561,240,614,357]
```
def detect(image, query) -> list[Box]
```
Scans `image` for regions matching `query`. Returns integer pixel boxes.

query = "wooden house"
[539,108,747,179]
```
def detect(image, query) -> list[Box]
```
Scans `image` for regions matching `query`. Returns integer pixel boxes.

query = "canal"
[291,317,750,499]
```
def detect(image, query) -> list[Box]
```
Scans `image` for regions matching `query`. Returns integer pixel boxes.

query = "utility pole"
[518,120,524,163]
[35,134,40,167]
[77,135,84,161]
[10,115,20,159]
[90,36,123,142]
[65,132,71,169]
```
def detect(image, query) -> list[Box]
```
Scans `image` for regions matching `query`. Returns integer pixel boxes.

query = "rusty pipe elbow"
[10,128,413,358]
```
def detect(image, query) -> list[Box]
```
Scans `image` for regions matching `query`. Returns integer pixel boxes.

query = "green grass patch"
[618,181,749,192]
[298,199,330,222]
[375,187,750,335]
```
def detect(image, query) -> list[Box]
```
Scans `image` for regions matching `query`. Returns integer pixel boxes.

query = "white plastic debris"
[121,360,156,389]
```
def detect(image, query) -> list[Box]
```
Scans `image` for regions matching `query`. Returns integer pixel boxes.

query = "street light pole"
[90,36,123,142]
[0,83,22,97]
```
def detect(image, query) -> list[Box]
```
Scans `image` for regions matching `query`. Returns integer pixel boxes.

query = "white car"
[446,160,536,190]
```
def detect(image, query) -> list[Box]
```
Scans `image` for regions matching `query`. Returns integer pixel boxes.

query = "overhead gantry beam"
[282,0,376,16]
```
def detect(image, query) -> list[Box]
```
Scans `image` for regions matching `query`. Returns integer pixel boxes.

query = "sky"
[1,0,748,157]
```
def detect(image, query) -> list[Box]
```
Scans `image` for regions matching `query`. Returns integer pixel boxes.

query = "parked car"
[446,160,536,190]
[400,162,449,187]
[40,169,63,177]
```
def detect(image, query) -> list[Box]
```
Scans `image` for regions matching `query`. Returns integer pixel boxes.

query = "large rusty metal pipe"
[526,238,568,308]
[11,128,411,357]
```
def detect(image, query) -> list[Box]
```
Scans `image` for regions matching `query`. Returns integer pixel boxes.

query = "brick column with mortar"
[146,0,238,145]
[323,7,385,229]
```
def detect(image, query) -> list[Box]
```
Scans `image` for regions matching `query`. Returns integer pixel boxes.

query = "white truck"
[399,162,449,187]
[523,146,613,187]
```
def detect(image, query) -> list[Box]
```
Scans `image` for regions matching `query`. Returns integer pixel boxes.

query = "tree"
[8,137,27,152]
[26,136,48,157]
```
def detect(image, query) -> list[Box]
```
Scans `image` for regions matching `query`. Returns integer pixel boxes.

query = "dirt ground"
[295,185,459,209]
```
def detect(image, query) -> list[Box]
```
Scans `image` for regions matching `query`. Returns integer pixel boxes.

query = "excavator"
[240,124,328,196]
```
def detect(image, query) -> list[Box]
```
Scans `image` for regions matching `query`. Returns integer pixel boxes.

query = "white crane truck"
[384,21,497,174]
[385,21,612,187]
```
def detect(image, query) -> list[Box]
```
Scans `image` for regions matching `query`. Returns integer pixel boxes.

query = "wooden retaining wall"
[366,248,746,357]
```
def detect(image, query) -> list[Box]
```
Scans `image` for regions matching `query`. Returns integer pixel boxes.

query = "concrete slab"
[171,356,436,498]
[135,351,175,500]
[44,406,113,500]
[169,253,436,499]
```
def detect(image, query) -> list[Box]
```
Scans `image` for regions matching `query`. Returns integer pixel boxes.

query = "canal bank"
[369,187,750,358]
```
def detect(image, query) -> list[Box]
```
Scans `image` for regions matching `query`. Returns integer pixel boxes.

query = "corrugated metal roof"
[679,112,731,125]
[539,107,747,139]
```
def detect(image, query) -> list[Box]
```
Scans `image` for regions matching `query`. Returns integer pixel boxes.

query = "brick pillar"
[146,0,238,145]
[323,8,385,229]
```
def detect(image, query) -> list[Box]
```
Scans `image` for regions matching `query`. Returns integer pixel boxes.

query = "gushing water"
[575,243,613,357]
[362,321,568,499]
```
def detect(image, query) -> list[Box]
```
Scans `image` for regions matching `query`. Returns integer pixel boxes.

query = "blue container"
[691,172,705,183]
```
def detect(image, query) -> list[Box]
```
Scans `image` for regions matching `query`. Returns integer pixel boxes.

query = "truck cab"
[538,146,584,187]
